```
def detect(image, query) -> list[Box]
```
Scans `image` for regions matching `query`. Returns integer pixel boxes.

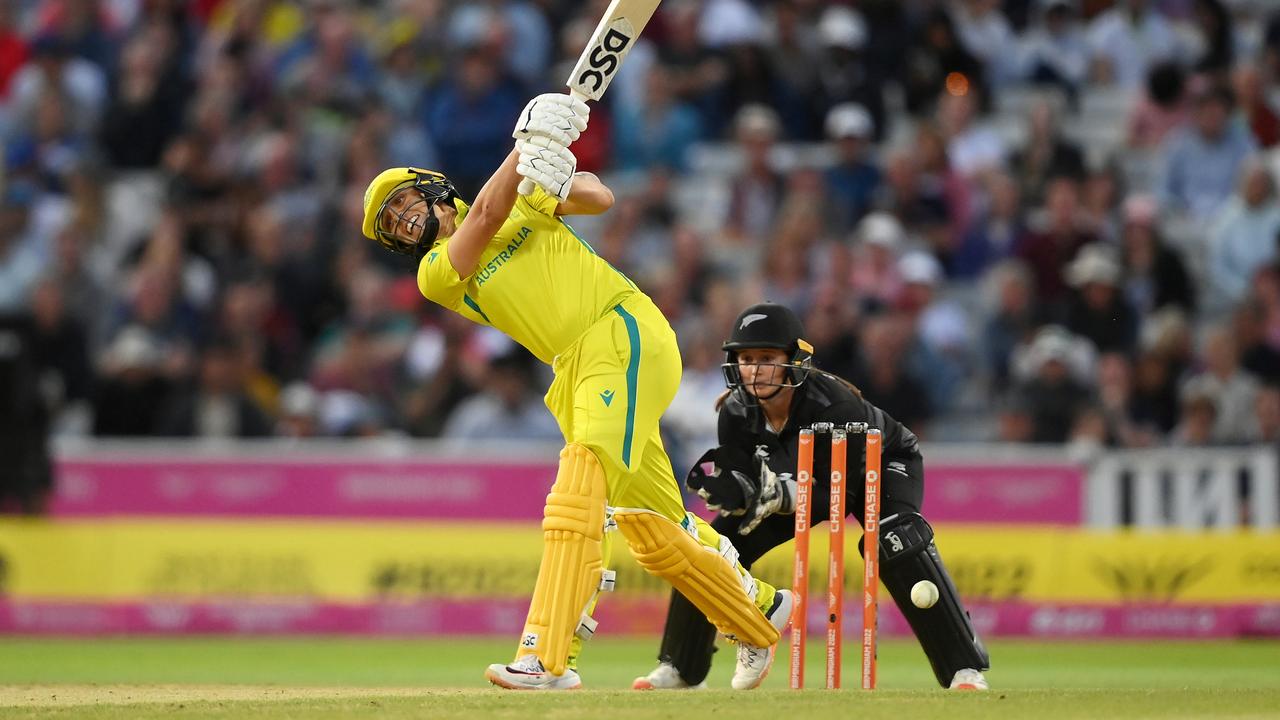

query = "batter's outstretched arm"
[556,172,614,216]
[447,150,521,278]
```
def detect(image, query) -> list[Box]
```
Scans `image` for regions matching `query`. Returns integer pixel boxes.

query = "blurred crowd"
[2,0,1280,499]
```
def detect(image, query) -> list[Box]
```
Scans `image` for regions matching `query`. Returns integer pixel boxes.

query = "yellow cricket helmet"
[361,167,469,258]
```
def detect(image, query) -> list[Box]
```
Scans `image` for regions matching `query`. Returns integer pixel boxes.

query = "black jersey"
[718,370,920,493]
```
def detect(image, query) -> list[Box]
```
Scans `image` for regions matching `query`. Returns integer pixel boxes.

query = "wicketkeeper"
[634,303,991,690]
[361,94,792,690]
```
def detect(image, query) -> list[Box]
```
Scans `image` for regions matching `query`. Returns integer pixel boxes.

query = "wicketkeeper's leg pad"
[877,512,991,687]
[614,510,779,649]
[517,443,608,676]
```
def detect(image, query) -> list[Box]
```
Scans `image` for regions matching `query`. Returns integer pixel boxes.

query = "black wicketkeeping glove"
[685,445,761,516]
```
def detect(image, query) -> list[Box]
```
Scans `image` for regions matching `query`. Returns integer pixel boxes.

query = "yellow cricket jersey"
[416,186,639,364]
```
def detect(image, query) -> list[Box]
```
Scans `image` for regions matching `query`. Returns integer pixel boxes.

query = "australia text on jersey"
[475,226,533,287]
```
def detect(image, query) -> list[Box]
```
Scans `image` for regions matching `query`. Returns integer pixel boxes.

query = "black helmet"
[721,303,814,395]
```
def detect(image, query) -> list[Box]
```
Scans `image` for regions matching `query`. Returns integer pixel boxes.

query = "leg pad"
[878,512,991,686]
[615,510,779,649]
[518,444,607,676]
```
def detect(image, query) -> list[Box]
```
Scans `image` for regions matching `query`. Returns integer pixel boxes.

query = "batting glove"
[512,92,590,146]
[739,465,797,535]
[738,446,797,535]
[516,136,577,202]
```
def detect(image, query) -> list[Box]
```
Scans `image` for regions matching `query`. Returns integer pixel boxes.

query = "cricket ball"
[911,580,939,609]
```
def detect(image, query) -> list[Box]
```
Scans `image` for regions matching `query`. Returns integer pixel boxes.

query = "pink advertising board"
[51,452,1084,524]
[3,598,1276,639]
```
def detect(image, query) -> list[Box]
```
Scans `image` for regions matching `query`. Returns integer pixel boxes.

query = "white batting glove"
[739,447,797,536]
[512,93,590,146]
[516,136,577,202]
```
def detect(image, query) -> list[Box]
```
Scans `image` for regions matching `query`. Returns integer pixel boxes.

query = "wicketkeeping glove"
[516,136,577,202]
[685,445,762,516]
[512,92,590,146]
[739,446,797,536]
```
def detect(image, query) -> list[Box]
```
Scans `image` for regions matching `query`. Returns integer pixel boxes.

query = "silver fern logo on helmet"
[739,313,769,329]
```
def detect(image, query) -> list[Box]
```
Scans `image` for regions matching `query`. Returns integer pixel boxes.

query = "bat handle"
[518,90,591,196]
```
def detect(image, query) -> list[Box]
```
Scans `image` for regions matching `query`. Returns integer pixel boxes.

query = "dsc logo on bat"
[575,20,635,96]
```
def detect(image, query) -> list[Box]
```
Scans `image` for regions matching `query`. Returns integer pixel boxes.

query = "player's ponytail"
[713,389,732,411]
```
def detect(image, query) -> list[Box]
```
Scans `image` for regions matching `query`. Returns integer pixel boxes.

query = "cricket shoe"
[949,668,989,690]
[632,662,707,690]
[730,589,794,690]
[485,655,583,690]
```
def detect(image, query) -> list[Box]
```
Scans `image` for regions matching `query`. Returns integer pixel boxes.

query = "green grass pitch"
[1,637,1277,719]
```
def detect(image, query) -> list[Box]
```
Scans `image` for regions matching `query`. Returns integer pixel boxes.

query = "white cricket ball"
[911,580,939,609]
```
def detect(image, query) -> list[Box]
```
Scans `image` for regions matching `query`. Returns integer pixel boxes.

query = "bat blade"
[566,0,660,102]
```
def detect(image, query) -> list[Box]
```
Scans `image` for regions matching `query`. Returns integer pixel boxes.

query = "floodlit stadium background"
[0,0,1277,641]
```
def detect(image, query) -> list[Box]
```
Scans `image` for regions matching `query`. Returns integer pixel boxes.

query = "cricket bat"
[518,0,661,194]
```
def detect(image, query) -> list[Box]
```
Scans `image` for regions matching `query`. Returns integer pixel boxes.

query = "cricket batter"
[634,303,991,690]
[361,93,792,690]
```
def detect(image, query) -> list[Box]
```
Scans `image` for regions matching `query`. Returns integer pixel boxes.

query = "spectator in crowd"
[1231,61,1279,149]
[1079,162,1125,244]
[98,24,188,170]
[0,183,46,314]
[1008,326,1095,443]
[717,104,784,255]
[899,250,971,415]
[853,311,933,434]
[952,0,1018,89]
[1191,0,1234,76]
[848,211,906,310]
[982,259,1039,392]
[822,102,881,234]
[1011,96,1084,206]
[1208,160,1280,308]
[28,277,92,435]
[0,4,28,104]
[994,390,1035,442]
[7,34,107,138]
[938,88,1006,180]
[1159,82,1257,223]
[814,6,886,144]
[156,337,273,438]
[951,170,1025,279]
[1170,375,1219,447]
[91,325,173,436]
[1187,325,1261,443]
[1017,0,1088,99]
[903,7,987,116]
[1233,300,1280,386]
[1064,243,1138,355]
[1130,308,1194,434]
[612,65,703,173]
[1119,194,1196,316]
[1015,174,1096,309]
[424,44,524,197]
[442,349,560,443]
[276,381,320,439]
[1094,351,1158,448]
[1256,384,1280,443]
[761,0,823,141]
[1087,0,1183,89]
[448,0,551,88]
[1127,61,1188,150]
